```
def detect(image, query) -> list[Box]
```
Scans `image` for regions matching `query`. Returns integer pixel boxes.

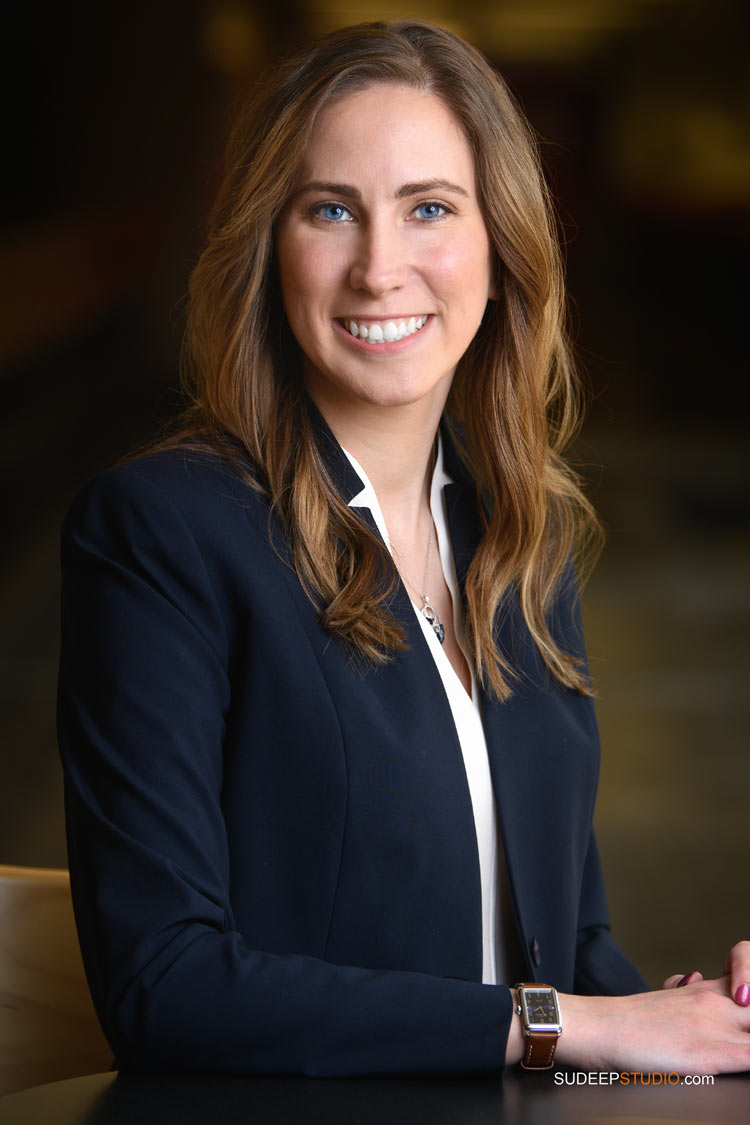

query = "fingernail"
[676,975,689,987]
[735,984,750,1005]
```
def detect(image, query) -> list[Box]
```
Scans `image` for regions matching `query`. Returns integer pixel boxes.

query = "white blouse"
[344,437,516,986]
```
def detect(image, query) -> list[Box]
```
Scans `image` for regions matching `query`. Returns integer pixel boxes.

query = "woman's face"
[275,84,495,418]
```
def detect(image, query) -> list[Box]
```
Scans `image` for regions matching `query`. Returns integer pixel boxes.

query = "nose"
[348,219,409,296]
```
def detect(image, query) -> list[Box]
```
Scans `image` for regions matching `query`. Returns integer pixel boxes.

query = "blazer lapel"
[305,395,368,503]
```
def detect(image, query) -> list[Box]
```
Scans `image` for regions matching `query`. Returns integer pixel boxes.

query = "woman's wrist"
[505,989,613,1070]
[503,990,602,1066]
[552,991,612,1069]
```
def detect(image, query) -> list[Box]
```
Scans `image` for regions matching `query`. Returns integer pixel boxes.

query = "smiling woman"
[57,20,750,1080]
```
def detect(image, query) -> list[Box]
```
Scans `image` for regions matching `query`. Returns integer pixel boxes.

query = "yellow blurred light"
[201,1,261,75]
[307,0,685,63]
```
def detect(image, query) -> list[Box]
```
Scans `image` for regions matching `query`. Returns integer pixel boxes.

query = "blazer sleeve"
[57,464,511,1077]
[574,833,650,995]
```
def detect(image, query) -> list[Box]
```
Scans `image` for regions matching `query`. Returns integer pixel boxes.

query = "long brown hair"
[176,20,600,699]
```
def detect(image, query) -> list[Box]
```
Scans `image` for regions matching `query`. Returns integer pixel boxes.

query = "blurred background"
[1,0,747,987]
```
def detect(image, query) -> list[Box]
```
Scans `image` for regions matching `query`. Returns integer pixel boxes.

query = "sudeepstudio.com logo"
[553,1071,715,1086]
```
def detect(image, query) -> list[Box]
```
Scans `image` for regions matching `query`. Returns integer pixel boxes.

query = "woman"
[58,20,750,1076]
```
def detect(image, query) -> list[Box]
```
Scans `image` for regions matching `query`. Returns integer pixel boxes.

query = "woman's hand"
[663,940,750,1006]
[547,976,750,1075]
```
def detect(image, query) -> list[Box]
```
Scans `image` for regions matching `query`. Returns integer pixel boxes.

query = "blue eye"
[414,202,446,220]
[313,202,353,222]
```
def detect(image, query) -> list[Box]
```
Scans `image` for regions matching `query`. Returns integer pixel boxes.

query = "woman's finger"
[663,970,703,989]
[723,940,750,1005]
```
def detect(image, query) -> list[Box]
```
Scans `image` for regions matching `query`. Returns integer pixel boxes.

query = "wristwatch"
[515,982,562,1069]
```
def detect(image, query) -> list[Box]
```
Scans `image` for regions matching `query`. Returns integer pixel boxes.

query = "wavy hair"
[175,20,601,699]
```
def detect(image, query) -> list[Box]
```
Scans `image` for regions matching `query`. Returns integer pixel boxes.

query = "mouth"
[339,315,430,344]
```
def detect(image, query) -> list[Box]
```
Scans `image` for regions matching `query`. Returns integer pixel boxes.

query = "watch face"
[520,988,561,1030]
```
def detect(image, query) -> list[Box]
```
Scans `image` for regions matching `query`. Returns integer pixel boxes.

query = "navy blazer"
[58,412,647,1077]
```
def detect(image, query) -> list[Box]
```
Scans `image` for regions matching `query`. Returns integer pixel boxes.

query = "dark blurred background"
[1,0,748,986]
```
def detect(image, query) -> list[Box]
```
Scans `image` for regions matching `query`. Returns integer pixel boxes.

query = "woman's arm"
[505,589,750,1072]
[502,815,750,1071]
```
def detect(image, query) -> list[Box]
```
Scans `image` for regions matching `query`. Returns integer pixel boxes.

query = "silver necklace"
[394,521,445,645]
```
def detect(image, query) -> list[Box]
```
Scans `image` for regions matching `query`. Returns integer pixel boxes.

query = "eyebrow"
[294,178,470,200]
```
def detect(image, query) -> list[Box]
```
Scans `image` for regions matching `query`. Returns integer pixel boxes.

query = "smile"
[341,316,429,343]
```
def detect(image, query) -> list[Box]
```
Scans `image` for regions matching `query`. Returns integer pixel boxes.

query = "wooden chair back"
[0,864,113,1095]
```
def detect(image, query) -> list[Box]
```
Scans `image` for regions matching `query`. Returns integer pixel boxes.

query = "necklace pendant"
[421,598,445,645]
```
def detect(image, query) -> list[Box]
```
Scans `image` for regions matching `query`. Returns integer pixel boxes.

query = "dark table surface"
[1,1069,749,1125]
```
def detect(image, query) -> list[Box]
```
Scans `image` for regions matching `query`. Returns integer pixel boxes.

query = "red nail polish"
[736,983,750,1005]
[676,975,689,987]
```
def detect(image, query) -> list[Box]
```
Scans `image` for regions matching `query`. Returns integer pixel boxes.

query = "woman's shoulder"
[63,443,270,545]
[59,443,295,638]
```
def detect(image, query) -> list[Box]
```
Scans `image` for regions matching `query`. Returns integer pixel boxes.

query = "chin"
[357,384,439,410]
[356,367,453,409]
[305,360,452,414]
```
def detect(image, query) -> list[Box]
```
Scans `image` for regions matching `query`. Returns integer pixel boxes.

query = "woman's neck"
[309,381,447,519]
[312,395,443,540]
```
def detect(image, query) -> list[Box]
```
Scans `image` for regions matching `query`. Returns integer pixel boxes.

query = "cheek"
[278,234,343,304]
[427,233,493,303]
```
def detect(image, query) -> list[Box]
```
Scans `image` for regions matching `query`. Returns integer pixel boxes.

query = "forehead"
[297,84,477,190]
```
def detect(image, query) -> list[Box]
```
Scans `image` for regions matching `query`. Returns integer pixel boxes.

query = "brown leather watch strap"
[521,1029,558,1069]
[516,982,561,1070]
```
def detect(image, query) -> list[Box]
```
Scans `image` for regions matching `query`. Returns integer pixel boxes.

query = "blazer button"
[530,937,541,967]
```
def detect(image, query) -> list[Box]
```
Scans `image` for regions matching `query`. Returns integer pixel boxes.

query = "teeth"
[343,316,428,343]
